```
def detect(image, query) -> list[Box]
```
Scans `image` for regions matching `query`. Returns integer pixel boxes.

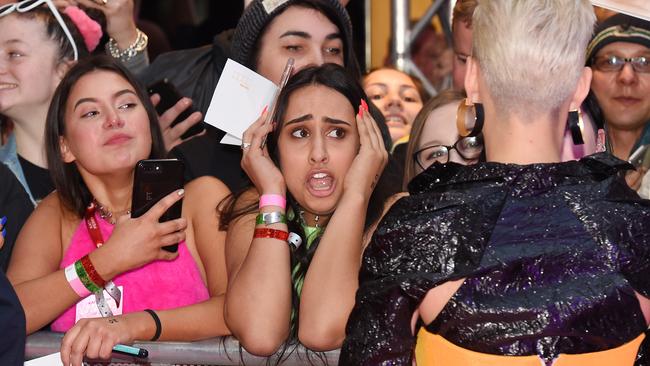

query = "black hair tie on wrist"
[144,309,161,341]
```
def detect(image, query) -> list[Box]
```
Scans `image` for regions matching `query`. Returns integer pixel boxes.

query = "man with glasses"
[588,14,650,190]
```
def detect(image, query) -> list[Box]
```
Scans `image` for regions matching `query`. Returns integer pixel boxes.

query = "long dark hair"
[249,0,361,80]
[45,55,166,217]
[220,64,393,346]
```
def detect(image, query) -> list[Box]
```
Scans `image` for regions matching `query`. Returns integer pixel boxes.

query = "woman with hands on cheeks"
[220,63,390,355]
[6,56,230,366]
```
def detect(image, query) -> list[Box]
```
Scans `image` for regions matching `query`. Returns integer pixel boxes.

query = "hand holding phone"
[132,159,185,252]
[148,79,205,141]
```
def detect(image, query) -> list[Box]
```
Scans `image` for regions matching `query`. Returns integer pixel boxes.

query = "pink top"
[51,214,209,332]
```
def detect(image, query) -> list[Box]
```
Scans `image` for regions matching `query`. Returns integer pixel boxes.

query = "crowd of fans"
[1,0,650,365]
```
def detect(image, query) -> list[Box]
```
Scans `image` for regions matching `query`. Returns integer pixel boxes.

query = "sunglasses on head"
[0,0,78,61]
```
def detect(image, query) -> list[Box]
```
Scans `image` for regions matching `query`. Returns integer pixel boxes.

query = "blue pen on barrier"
[112,344,148,358]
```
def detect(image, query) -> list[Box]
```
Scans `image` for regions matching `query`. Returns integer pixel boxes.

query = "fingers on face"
[242,115,273,157]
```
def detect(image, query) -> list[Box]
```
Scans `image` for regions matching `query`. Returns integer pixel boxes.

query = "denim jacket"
[0,133,36,206]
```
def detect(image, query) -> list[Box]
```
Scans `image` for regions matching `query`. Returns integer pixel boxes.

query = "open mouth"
[307,171,335,197]
[385,115,406,126]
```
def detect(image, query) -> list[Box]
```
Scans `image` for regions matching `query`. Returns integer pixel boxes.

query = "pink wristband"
[65,263,91,298]
[259,194,286,209]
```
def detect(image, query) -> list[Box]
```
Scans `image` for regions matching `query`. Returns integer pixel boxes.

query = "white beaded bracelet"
[106,28,148,62]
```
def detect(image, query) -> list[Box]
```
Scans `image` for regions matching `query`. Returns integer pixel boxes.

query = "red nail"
[262,105,268,115]
[357,104,363,118]
[361,99,368,112]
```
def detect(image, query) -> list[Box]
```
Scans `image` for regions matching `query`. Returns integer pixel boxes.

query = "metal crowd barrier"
[389,0,452,97]
[26,332,340,365]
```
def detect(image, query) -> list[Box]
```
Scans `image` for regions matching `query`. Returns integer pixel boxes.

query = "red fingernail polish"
[262,105,268,115]
[357,104,363,118]
[361,99,368,112]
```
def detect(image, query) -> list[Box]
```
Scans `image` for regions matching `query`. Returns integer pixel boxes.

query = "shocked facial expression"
[277,84,359,216]
[364,68,423,143]
[256,6,345,85]
[61,70,152,177]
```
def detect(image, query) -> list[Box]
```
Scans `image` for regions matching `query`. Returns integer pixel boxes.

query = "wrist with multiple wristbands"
[255,194,289,243]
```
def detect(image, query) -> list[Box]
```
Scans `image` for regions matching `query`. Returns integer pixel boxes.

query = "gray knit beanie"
[231,0,353,71]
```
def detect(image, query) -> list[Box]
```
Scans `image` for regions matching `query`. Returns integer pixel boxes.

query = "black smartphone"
[131,159,184,252]
[147,79,205,140]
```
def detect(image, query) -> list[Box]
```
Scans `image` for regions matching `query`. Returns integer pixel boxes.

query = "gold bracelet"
[106,28,148,62]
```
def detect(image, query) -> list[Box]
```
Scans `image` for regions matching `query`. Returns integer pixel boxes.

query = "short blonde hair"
[472,1,595,117]
[403,89,466,189]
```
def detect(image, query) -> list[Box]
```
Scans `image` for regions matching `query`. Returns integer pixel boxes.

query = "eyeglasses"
[592,54,650,73]
[414,136,483,170]
[0,0,78,61]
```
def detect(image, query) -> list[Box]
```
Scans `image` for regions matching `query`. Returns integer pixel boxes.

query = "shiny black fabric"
[340,153,650,365]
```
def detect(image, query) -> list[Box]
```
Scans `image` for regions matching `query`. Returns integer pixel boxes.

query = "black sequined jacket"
[340,153,650,365]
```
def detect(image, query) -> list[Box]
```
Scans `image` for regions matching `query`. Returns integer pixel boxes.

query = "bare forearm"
[153,296,229,341]
[13,270,80,334]
[299,193,367,347]
[225,240,292,343]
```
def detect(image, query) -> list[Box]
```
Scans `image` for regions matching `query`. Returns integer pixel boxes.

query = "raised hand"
[343,100,388,201]
[240,109,286,196]
[150,94,204,151]
[73,0,138,49]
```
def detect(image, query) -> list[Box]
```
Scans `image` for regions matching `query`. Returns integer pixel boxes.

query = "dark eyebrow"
[279,31,342,41]
[73,89,137,111]
[326,33,342,41]
[280,31,311,39]
[323,117,351,126]
[284,114,313,126]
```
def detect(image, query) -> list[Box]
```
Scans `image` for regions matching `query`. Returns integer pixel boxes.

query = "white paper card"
[75,286,124,323]
[591,0,650,22]
[24,352,63,366]
[204,58,278,145]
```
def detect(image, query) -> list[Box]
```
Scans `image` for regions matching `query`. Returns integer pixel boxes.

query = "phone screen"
[132,159,184,252]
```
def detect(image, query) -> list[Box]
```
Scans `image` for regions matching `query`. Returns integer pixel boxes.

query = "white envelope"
[591,0,650,21]
[204,59,279,145]
[24,352,63,366]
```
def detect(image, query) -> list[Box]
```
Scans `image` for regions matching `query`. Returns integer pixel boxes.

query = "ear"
[569,67,593,110]
[464,56,480,103]
[55,59,75,81]
[59,136,76,163]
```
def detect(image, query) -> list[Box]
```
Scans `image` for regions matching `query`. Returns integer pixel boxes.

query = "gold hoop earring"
[456,98,484,137]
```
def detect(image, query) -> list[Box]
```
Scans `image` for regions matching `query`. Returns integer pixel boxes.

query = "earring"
[456,98,484,137]
[567,109,584,145]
